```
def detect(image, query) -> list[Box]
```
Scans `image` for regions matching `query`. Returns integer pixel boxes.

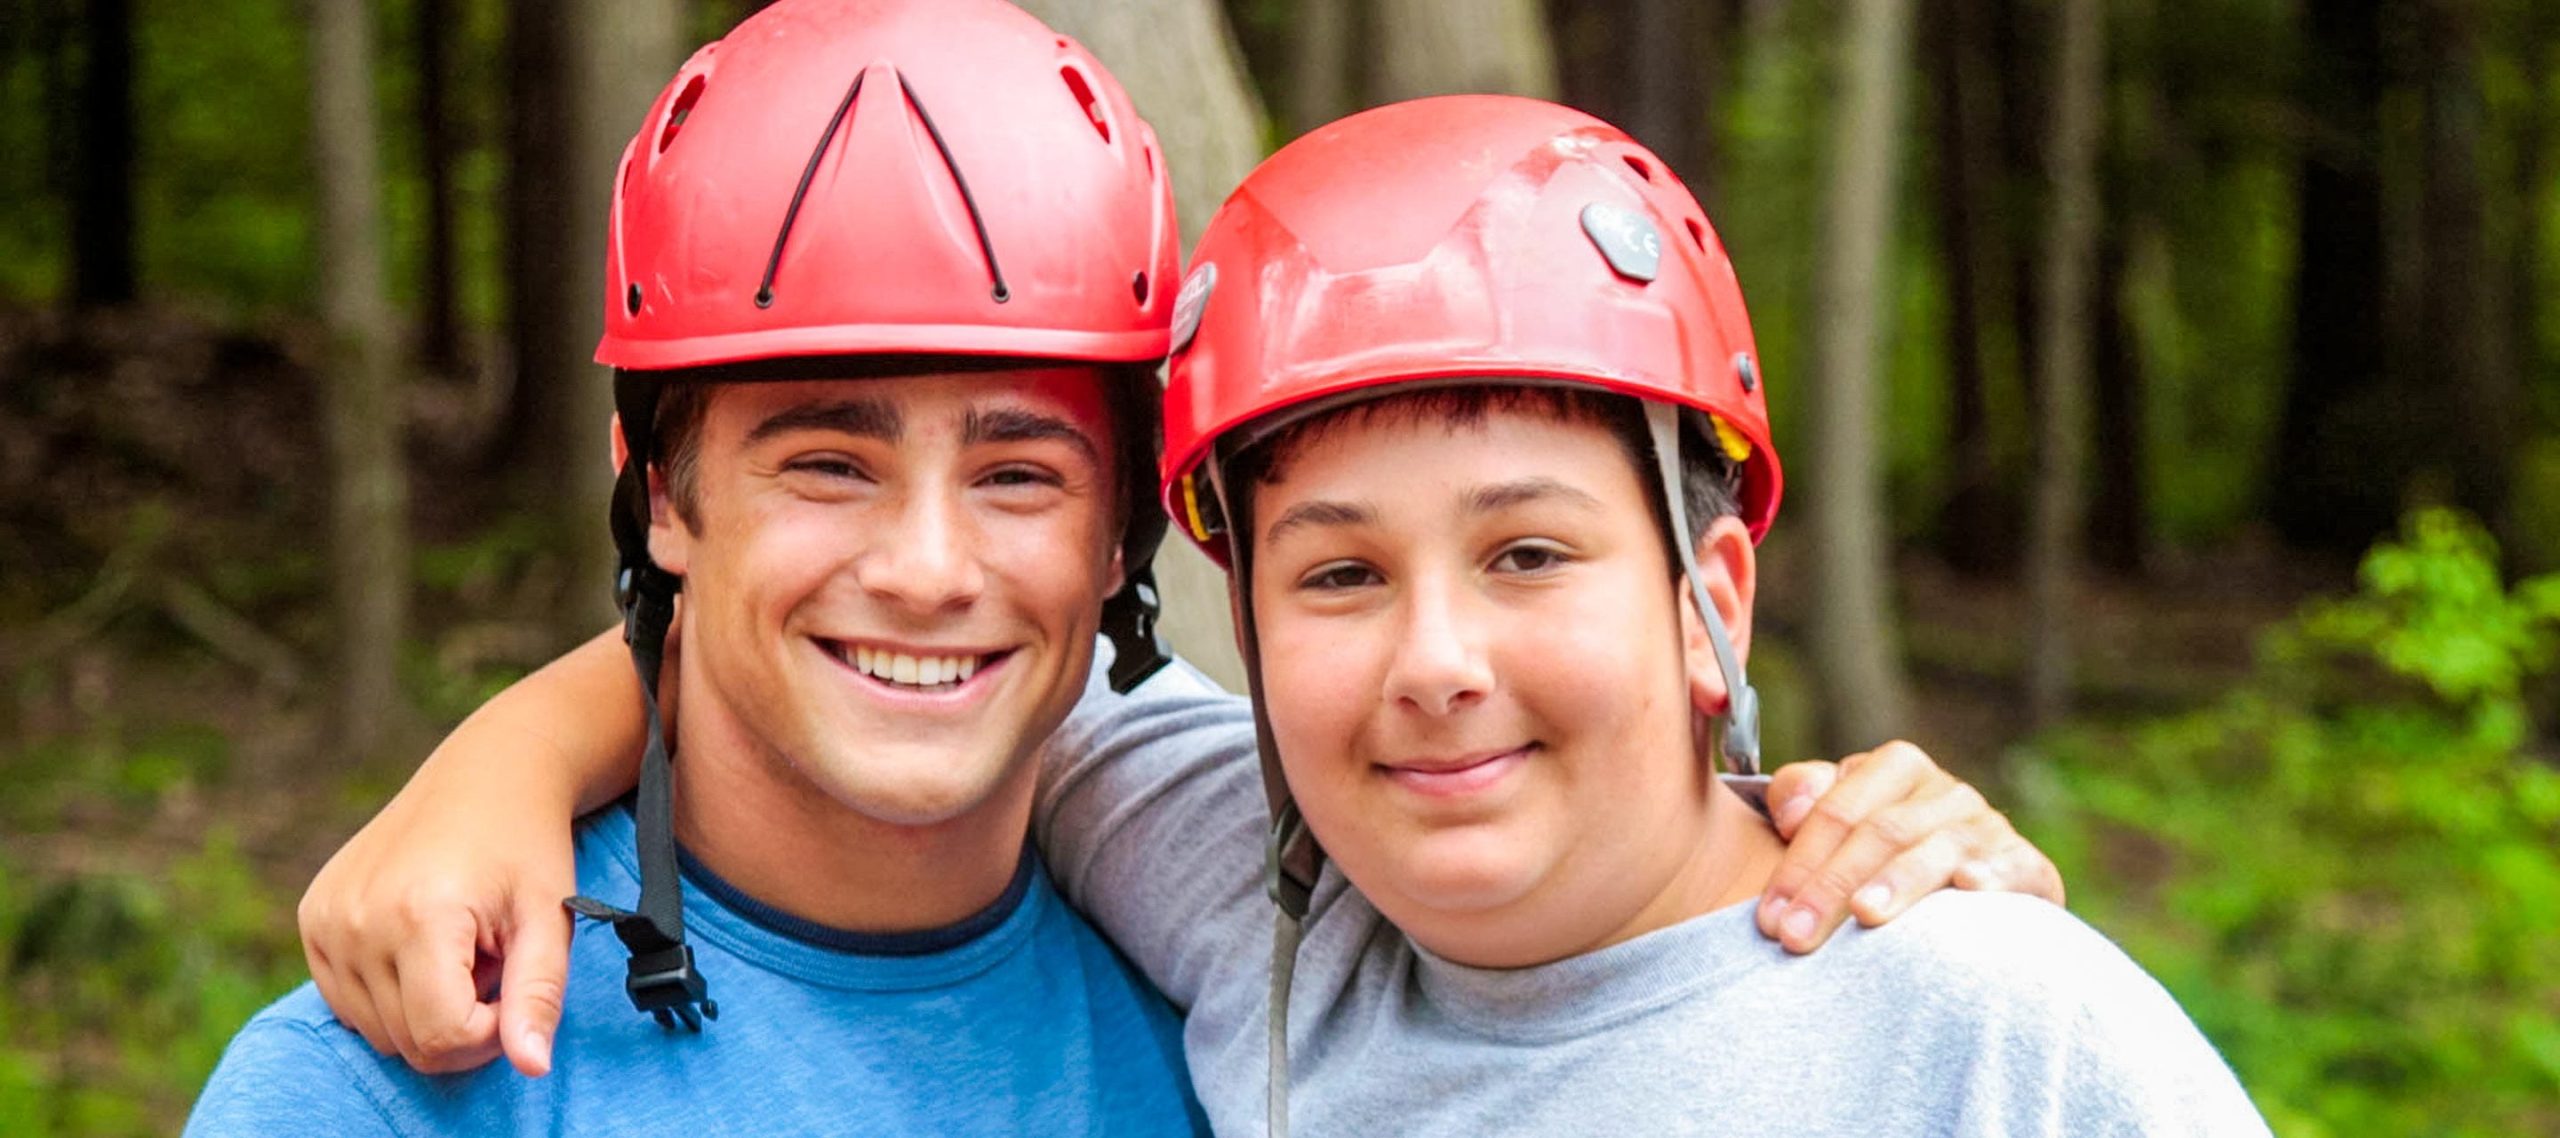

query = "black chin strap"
[564,560,717,1031]
[563,374,717,1033]
[1101,566,1171,693]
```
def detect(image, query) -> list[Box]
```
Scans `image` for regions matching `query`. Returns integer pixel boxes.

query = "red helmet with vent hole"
[598,0,1178,370]
[1161,95,1782,556]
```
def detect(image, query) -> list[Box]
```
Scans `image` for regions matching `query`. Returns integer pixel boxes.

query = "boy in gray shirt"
[1058,93,2270,1134]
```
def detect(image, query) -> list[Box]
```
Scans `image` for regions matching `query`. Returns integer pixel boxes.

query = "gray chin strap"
[1644,400,1763,781]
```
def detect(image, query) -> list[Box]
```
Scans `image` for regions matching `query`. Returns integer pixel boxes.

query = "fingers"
[1953,836,2068,906]
[1761,760,1839,839]
[1756,741,1951,952]
[303,937,395,1058]
[1843,813,2010,927]
[497,887,575,1078]
[393,906,504,1074]
[1763,773,1983,952]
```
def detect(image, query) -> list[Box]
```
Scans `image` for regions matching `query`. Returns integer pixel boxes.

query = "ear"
[1678,515,1757,716]
[1103,543,1127,600]
[614,412,694,576]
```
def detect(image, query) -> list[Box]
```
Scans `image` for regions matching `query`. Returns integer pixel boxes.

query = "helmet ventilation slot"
[657,74,707,154]
[1060,65,1112,143]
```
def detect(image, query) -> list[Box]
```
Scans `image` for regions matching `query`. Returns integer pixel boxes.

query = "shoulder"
[1811,893,2270,1135]
[185,987,402,1137]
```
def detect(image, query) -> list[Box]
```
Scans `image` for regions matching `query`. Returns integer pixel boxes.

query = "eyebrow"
[1464,477,1605,516]
[745,398,903,445]
[962,406,1101,465]
[1261,499,1378,546]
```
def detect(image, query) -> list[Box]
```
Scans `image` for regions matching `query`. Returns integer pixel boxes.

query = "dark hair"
[1222,384,1742,558]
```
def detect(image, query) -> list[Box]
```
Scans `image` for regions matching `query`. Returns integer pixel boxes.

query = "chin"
[1363,828,1547,919]
[801,740,1023,827]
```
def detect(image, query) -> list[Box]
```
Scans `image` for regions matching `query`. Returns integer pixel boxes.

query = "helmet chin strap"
[1644,400,1762,783]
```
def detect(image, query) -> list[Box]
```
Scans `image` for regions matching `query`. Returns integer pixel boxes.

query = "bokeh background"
[1,0,2555,1133]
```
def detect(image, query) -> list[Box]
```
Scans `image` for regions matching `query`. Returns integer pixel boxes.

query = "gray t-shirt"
[1036,652,2271,1137]
[1029,652,2273,1130]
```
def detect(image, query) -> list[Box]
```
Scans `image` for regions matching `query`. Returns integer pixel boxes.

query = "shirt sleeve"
[184,1016,403,1138]
[1032,650,1274,1011]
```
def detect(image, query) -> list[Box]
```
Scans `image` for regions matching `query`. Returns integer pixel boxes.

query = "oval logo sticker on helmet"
[1580,201,1661,283]
[1171,262,1217,354]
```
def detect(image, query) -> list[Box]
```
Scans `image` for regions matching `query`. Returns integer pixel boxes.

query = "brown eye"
[1491,544,1570,574]
[1300,562,1381,591]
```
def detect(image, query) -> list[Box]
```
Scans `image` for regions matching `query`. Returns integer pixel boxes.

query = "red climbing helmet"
[1162,94,1782,555]
[599,0,1178,370]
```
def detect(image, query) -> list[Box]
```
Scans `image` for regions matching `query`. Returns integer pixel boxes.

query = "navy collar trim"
[673,838,1038,958]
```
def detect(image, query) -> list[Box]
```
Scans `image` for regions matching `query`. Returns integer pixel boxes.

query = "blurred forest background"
[1,0,2556,1133]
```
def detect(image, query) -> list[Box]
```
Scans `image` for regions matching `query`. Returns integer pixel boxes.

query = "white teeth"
[839,645,983,688]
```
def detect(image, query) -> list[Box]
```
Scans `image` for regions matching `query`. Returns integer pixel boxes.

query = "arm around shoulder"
[1032,654,1275,1007]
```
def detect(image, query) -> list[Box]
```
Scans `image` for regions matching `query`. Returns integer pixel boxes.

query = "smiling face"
[1244,397,1769,965]
[648,368,1121,831]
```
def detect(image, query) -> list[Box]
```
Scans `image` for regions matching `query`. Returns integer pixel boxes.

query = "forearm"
[417,626,646,817]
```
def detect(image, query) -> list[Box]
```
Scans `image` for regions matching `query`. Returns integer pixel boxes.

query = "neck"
[1577,776,1783,954]
[665,692,1034,937]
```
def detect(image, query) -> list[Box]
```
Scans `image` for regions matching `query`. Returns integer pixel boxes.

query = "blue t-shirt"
[185,805,1206,1137]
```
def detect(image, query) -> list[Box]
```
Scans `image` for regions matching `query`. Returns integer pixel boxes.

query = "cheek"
[1255,607,1377,768]
[1504,579,1683,746]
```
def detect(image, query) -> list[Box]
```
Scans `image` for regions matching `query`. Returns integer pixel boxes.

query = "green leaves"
[2022,509,2560,1137]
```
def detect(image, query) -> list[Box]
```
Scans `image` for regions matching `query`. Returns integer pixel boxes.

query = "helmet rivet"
[754,286,774,309]
[625,284,643,316]
[1735,352,1759,392]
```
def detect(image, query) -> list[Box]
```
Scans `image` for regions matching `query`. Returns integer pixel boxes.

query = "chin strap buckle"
[1103,570,1172,694]
[566,895,719,1032]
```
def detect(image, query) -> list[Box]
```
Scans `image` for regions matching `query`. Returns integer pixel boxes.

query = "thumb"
[497,887,575,1077]
[1762,759,1839,838]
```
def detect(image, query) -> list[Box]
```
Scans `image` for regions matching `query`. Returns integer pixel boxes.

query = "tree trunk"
[493,3,573,480]
[2025,0,2103,729]
[1285,0,1354,137]
[543,0,685,632]
[1019,0,1269,693]
[309,0,412,757]
[415,0,462,374]
[70,0,135,308]
[1806,0,1917,752]
[2415,0,2517,533]
[1626,0,1702,182]
[2268,0,2387,555]
[1371,0,1558,102]
[2086,205,2145,576]
[1928,0,2008,576]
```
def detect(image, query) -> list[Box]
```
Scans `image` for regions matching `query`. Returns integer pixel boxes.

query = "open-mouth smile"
[815,638,1013,697]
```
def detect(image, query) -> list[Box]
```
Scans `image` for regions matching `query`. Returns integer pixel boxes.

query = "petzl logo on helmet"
[1580,202,1661,283]
[1171,263,1217,354]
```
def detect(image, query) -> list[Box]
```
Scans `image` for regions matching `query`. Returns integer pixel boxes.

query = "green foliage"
[0,832,304,1138]
[2019,510,2560,1137]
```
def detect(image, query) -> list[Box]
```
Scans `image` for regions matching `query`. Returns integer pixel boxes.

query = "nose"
[852,485,985,614]
[1382,573,1493,718]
